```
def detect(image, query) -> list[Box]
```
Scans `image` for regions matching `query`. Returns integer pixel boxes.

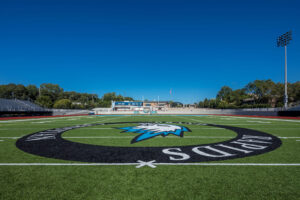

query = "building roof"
[144,101,169,103]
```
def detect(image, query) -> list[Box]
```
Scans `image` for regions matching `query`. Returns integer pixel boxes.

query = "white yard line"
[59,136,300,139]
[0,116,127,139]
[1,127,300,130]
[95,115,129,123]
[247,121,271,124]
[62,136,234,139]
[1,136,300,139]
[214,124,275,125]
[84,128,224,130]
[156,163,300,166]
[0,163,299,167]
[85,128,116,129]
[186,115,300,126]
[239,127,300,129]
[178,116,203,123]
[0,115,87,123]
[219,116,300,123]
[31,121,53,124]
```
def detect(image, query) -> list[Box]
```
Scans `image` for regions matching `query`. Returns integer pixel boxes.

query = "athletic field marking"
[0,136,233,139]
[0,116,87,123]
[83,127,300,130]
[179,117,203,123]
[1,115,299,123]
[214,124,274,125]
[2,136,299,139]
[31,121,53,124]
[62,136,234,139]
[0,163,299,167]
[83,127,225,130]
[82,128,118,130]
[247,121,271,124]
[1,126,300,130]
[89,116,129,124]
[235,127,300,129]
[59,136,300,139]
[219,116,300,123]
[192,115,300,124]
[0,140,3,142]
[136,160,157,168]
[96,116,129,123]
[0,115,105,123]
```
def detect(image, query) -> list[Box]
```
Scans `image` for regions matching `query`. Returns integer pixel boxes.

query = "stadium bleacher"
[0,98,46,112]
[0,98,52,117]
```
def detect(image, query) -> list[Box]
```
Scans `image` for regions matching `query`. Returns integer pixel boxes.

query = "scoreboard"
[114,102,143,106]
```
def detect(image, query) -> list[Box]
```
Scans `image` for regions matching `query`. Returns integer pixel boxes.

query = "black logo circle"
[16,122,282,163]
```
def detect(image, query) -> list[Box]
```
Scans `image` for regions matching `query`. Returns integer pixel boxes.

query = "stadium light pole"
[277,31,292,110]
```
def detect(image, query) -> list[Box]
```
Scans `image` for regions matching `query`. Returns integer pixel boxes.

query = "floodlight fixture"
[277,31,292,47]
[277,31,292,109]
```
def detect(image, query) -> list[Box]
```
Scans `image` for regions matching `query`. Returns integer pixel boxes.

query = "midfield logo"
[118,123,191,143]
[16,121,282,165]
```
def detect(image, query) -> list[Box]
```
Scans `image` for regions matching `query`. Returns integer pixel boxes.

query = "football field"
[0,115,299,200]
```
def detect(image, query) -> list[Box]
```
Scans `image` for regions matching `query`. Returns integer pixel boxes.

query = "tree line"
[0,83,134,109]
[198,80,300,109]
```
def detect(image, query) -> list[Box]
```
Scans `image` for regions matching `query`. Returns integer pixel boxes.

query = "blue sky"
[0,0,299,103]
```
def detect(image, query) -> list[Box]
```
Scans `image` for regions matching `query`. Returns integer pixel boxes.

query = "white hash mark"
[136,160,157,168]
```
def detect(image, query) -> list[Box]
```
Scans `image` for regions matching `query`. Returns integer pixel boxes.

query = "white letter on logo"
[162,148,190,161]
[192,146,236,157]
[231,141,267,150]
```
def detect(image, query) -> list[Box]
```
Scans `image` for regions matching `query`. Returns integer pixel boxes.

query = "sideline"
[212,115,300,123]
[1,136,299,139]
[0,163,299,168]
[0,115,92,123]
[0,114,90,121]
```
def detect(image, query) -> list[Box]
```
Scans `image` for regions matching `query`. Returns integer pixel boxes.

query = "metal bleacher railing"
[0,98,47,112]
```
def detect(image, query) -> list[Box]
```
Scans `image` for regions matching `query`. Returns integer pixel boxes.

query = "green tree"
[103,92,117,101]
[294,82,300,102]
[97,99,111,108]
[198,101,204,108]
[216,86,233,102]
[0,84,28,100]
[14,84,28,100]
[26,85,39,101]
[0,84,15,98]
[231,89,249,106]
[35,95,53,108]
[40,83,63,103]
[217,101,229,109]
[245,79,276,104]
[203,98,209,108]
[124,97,134,101]
[53,99,72,109]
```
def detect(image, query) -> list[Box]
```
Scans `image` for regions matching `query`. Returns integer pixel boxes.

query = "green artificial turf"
[0,115,299,200]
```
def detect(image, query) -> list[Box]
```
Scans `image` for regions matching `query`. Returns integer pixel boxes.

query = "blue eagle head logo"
[118,123,191,144]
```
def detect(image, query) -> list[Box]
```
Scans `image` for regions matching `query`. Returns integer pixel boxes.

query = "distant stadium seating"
[0,98,45,111]
[0,98,52,117]
[278,104,300,116]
